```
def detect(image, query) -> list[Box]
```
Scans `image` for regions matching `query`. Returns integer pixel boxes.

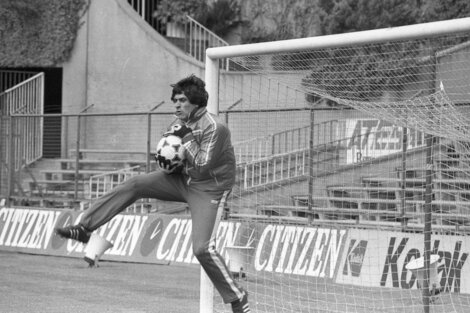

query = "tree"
[320,0,422,35]
[0,0,87,67]
[199,0,241,37]
[239,0,321,43]
[299,0,470,105]
[301,42,421,102]
[421,0,470,23]
[153,0,208,25]
[318,0,470,35]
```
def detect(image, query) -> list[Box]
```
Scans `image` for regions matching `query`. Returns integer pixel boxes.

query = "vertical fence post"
[308,108,315,223]
[63,116,69,158]
[146,112,152,173]
[74,104,94,200]
[422,50,437,313]
[74,114,82,200]
[401,126,407,230]
[224,99,242,129]
[185,20,189,56]
[423,132,433,311]
[147,101,165,173]
[6,116,14,206]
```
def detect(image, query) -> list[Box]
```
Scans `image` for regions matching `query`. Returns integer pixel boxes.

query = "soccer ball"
[156,135,186,171]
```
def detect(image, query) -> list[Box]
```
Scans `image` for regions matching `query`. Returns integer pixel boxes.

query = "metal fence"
[0,73,44,170]
[233,120,339,163]
[184,15,229,69]
[0,70,39,93]
[1,110,469,232]
[1,109,333,210]
[126,0,229,69]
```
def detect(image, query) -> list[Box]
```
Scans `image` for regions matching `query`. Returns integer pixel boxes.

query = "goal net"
[204,18,470,313]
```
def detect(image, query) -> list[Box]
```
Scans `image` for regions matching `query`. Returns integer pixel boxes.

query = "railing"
[235,125,432,190]
[184,15,229,69]
[77,119,341,195]
[238,149,308,190]
[125,1,230,69]
[80,128,465,196]
[232,120,339,163]
[3,103,435,204]
[0,73,44,171]
[87,165,153,213]
[0,70,38,93]
[88,166,142,199]
[0,72,44,115]
[237,143,343,190]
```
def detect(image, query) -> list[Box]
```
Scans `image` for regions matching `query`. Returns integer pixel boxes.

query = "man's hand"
[164,124,192,139]
[155,155,181,174]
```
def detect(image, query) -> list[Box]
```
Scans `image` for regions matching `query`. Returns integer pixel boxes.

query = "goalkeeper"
[55,75,250,313]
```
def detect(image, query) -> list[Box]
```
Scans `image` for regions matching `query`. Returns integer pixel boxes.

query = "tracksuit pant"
[79,170,244,303]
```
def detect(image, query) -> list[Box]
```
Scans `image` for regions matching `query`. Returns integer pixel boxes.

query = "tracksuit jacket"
[172,106,236,191]
[80,105,244,304]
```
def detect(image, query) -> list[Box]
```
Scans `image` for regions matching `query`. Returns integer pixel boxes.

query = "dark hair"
[171,74,208,107]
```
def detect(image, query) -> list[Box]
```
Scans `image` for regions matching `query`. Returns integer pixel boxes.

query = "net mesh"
[211,27,470,313]
[228,38,470,142]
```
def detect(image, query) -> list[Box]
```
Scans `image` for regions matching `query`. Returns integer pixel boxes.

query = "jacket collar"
[187,106,207,123]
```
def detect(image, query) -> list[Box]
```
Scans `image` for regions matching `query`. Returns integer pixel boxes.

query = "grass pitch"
[0,251,200,313]
[1,250,468,313]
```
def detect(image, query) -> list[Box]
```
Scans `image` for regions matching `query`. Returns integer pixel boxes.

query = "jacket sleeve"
[183,122,229,175]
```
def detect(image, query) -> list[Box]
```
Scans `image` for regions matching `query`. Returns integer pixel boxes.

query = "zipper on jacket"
[210,169,220,186]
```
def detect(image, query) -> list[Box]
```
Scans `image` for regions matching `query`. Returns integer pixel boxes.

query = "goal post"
[199,49,220,313]
[205,17,470,58]
[201,17,470,313]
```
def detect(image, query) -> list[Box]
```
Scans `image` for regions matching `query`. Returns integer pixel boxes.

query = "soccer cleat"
[55,224,91,244]
[231,290,251,313]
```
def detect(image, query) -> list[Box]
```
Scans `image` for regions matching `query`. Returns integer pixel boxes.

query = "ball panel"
[156,135,186,169]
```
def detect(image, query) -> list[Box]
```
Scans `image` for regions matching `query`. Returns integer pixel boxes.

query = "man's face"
[173,93,198,121]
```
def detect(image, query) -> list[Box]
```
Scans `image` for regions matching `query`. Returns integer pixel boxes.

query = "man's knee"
[193,243,213,263]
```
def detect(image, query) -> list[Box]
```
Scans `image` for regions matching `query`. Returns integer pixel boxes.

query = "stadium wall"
[0,207,468,294]
[58,0,325,155]
[61,0,204,116]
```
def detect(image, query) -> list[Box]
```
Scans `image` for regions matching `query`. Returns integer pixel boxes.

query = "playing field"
[0,251,200,313]
[2,250,469,313]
